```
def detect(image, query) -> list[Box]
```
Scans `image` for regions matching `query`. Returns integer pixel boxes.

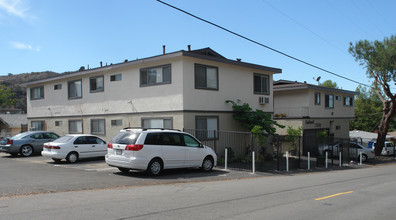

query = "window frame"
[343,96,354,107]
[68,120,82,134]
[194,63,219,90]
[111,119,123,127]
[325,94,334,109]
[195,116,219,140]
[91,119,106,135]
[89,75,104,93]
[68,79,82,100]
[141,117,173,129]
[31,121,45,131]
[314,92,321,105]
[54,84,62,90]
[140,64,171,87]
[30,86,44,100]
[55,121,63,127]
[110,74,122,82]
[253,73,270,95]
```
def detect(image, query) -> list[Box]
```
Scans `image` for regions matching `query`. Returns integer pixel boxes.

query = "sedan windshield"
[53,136,74,143]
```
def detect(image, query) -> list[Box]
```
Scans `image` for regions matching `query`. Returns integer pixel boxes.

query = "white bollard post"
[325,151,328,168]
[308,152,311,170]
[224,148,228,170]
[339,152,342,167]
[252,151,255,174]
[286,151,289,172]
[360,152,362,165]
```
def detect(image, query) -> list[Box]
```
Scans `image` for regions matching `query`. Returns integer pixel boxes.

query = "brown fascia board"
[23,49,282,86]
[182,51,282,74]
[274,83,359,95]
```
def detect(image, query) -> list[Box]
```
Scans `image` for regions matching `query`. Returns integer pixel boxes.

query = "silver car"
[319,142,375,162]
[0,131,60,157]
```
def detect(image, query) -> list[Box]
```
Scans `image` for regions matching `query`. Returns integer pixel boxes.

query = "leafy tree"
[320,80,338,89]
[226,100,284,135]
[285,126,302,153]
[0,85,16,107]
[350,85,382,131]
[349,35,396,155]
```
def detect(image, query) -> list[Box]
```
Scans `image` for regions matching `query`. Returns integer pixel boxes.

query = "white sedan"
[42,134,107,163]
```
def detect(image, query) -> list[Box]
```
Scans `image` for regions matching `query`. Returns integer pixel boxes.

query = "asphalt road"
[1,153,396,219]
[0,152,267,197]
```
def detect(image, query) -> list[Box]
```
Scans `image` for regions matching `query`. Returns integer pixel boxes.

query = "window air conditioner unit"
[259,97,270,105]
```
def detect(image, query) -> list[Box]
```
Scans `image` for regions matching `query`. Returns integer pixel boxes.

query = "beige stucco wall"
[274,120,303,136]
[182,57,274,113]
[274,88,355,119]
[35,112,184,141]
[26,54,279,139]
[27,58,185,119]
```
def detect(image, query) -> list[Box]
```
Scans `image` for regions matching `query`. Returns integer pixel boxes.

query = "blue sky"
[0,0,395,91]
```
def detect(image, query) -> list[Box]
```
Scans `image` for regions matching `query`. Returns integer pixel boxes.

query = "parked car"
[105,128,217,175]
[0,131,60,157]
[42,134,107,163]
[373,141,395,156]
[318,142,375,162]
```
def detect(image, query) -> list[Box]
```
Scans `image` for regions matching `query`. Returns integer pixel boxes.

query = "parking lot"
[0,152,268,198]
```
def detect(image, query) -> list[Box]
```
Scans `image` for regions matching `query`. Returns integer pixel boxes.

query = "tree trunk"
[375,101,394,156]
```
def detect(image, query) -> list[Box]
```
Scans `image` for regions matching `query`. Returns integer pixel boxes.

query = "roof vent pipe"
[187,45,191,51]
[100,61,103,67]
[163,45,166,55]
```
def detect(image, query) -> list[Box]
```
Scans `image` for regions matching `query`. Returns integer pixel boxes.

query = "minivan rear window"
[111,132,140,145]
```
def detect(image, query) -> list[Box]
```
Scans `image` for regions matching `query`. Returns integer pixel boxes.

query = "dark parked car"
[0,131,60,157]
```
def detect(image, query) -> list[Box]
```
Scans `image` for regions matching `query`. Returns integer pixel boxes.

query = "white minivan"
[105,128,217,175]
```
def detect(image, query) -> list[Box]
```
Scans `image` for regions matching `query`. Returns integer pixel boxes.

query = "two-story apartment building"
[273,80,359,154]
[24,47,282,141]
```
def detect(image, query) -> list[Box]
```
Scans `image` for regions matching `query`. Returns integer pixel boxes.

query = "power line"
[261,0,347,56]
[156,0,371,88]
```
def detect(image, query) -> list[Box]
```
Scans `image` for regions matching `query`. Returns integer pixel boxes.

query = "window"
[344,96,353,106]
[90,76,104,93]
[55,121,63,127]
[69,120,82,134]
[140,64,171,86]
[195,64,218,90]
[336,96,341,101]
[110,74,122,81]
[195,116,218,140]
[111,119,122,126]
[325,94,334,108]
[31,121,45,131]
[30,86,44,100]
[68,80,82,99]
[54,84,62,90]
[142,118,172,129]
[91,119,105,135]
[183,134,201,147]
[144,132,182,146]
[314,92,321,105]
[74,136,105,145]
[254,73,269,95]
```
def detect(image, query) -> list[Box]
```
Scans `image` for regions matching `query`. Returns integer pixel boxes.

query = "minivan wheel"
[20,145,33,157]
[66,152,78,163]
[202,157,214,172]
[147,159,162,175]
[118,167,130,173]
